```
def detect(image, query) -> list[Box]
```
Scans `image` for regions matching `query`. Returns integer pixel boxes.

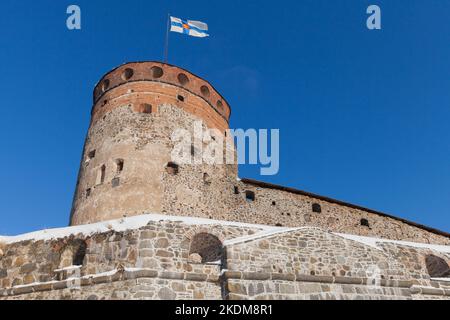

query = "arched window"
[200,85,210,97]
[177,73,189,85]
[189,233,223,263]
[121,68,134,81]
[101,79,110,92]
[151,66,164,78]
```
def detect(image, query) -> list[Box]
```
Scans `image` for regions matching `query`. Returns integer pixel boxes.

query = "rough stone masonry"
[1,61,449,300]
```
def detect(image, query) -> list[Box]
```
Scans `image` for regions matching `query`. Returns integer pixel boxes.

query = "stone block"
[158,287,176,300]
[227,282,247,295]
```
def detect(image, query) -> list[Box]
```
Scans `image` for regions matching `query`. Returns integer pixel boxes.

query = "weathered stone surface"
[20,263,37,274]
[188,253,202,264]
[155,238,169,249]
[155,250,173,258]
[0,214,449,301]
[158,287,176,300]
[228,282,247,295]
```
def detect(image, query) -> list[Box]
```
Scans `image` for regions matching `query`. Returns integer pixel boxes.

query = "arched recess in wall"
[425,254,450,278]
[189,233,223,263]
[59,239,87,268]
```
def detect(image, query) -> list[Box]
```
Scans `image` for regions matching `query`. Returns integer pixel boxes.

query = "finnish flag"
[170,16,209,38]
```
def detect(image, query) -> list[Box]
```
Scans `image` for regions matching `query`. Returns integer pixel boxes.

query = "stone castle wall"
[69,62,449,244]
[1,216,449,300]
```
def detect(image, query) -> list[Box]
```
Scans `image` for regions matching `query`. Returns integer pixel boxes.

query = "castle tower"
[70,62,235,225]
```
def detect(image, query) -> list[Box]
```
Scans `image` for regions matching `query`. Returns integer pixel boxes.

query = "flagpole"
[164,13,170,63]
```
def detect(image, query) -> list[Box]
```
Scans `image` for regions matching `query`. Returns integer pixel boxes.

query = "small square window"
[360,218,370,227]
[245,191,255,202]
[139,103,152,114]
[312,203,322,213]
[166,162,179,175]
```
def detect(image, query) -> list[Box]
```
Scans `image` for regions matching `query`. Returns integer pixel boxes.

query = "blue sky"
[0,0,449,235]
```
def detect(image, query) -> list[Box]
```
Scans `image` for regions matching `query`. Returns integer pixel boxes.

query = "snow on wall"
[0,213,269,244]
[335,232,450,253]
[1,213,449,255]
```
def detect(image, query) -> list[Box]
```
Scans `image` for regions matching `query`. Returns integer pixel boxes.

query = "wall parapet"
[92,61,231,122]
[0,267,220,298]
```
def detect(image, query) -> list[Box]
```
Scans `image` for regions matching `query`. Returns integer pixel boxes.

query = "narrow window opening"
[85,188,91,198]
[245,191,255,202]
[272,201,276,206]
[312,203,322,213]
[234,186,239,194]
[115,159,124,174]
[177,95,185,102]
[72,241,87,266]
[96,165,106,185]
[101,165,106,183]
[166,162,179,175]
[203,173,211,185]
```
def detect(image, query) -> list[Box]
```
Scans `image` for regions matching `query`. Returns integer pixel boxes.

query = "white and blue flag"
[170,17,209,38]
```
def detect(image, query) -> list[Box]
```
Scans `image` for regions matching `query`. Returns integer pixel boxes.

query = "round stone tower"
[70,62,236,225]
